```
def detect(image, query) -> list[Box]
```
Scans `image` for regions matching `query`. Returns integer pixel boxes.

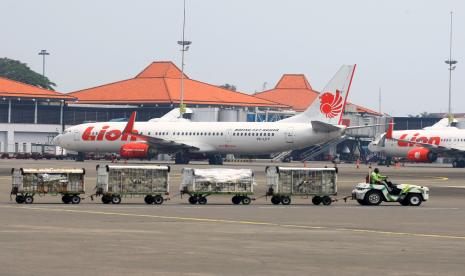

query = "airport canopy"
[0,77,74,100]
[68,61,288,108]
[254,74,381,116]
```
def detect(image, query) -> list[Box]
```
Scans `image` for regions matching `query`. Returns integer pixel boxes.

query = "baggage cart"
[266,166,337,205]
[95,165,170,204]
[11,168,85,204]
[180,168,255,205]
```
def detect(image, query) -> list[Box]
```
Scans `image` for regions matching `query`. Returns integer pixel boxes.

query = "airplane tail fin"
[123,111,137,134]
[280,64,356,124]
[386,119,394,139]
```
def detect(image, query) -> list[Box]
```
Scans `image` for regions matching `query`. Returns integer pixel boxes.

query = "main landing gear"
[175,151,190,164]
[452,159,465,168]
[208,154,223,165]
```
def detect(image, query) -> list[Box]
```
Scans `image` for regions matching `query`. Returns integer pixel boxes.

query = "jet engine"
[120,143,156,159]
[406,147,438,162]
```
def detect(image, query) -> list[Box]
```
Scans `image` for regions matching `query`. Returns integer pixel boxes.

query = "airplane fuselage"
[54,121,344,154]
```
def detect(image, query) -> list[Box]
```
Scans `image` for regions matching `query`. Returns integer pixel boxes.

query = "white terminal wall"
[0,123,64,153]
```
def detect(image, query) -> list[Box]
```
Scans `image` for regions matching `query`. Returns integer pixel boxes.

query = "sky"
[1,0,464,116]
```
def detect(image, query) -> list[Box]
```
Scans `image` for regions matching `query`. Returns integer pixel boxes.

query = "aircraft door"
[226,129,233,143]
[73,130,80,141]
[285,127,294,143]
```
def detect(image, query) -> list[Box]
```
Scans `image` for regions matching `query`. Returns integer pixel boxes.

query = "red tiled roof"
[69,61,288,108]
[254,74,319,112]
[255,74,381,116]
[0,77,74,100]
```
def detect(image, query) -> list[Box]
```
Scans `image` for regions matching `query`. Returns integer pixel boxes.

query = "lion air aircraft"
[368,118,465,168]
[53,65,359,164]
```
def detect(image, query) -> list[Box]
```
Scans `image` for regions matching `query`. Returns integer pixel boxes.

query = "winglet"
[123,111,137,134]
[386,119,394,139]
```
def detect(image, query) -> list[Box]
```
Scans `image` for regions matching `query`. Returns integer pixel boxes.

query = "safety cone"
[356,159,360,169]
[304,161,307,167]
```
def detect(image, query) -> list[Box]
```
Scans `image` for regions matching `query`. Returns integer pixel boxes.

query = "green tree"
[0,58,56,90]
[219,83,237,91]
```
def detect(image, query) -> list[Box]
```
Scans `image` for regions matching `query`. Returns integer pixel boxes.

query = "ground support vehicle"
[352,182,429,206]
[265,167,337,205]
[95,165,170,204]
[180,168,255,205]
[11,168,85,204]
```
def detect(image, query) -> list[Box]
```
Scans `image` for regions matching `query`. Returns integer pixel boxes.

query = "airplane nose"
[52,135,61,146]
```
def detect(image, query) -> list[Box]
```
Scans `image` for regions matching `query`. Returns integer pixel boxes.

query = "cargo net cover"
[267,167,337,195]
[12,169,85,194]
[98,166,169,194]
[181,168,255,193]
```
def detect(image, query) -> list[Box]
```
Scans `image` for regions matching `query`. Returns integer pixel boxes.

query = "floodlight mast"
[177,0,191,118]
[38,50,50,77]
[445,11,457,124]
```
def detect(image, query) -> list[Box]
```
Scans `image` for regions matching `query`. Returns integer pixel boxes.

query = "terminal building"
[1,60,391,160]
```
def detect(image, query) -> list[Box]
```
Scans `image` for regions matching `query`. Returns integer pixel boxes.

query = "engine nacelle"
[407,147,437,163]
[120,143,154,159]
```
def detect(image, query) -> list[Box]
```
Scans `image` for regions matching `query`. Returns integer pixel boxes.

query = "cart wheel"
[357,199,367,205]
[281,196,291,205]
[365,190,382,206]
[241,196,251,205]
[407,194,422,206]
[62,195,71,204]
[101,195,111,204]
[111,195,122,204]
[312,196,322,205]
[188,196,198,204]
[321,196,332,206]
[24,196,34,204]
[153,195,164,205]
[144,195,154,204]
[15,195,25,204]
[71,195,81,204]
[399,199,409,206]
[232,196,241,205]
[198,196,207,205]
[271,196,280,205]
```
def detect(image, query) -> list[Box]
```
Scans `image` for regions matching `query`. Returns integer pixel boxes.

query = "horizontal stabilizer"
[311,121,342,133]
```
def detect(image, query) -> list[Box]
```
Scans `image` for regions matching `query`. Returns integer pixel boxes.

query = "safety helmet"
[374,168,379,173]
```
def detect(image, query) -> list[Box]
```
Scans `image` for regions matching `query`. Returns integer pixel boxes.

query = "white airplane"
[368,118,465,168]
[53,65,361,164]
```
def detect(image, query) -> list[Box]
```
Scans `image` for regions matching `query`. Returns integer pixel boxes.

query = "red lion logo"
[319,90,343,118]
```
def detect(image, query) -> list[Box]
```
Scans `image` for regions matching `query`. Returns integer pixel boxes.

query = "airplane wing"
[123,112,200,153]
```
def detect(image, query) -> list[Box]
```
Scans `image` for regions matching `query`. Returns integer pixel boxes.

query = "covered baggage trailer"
[180,168,255,205]
[96,165,170,204]
[11,168,85,204]
[266,166,337,205]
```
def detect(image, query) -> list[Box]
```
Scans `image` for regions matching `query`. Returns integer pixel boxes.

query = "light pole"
[38,50,50,77]
[445,12,457,124]
[177,0,191,118]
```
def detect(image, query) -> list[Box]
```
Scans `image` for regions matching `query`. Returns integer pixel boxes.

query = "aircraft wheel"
[312,196,322,205]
